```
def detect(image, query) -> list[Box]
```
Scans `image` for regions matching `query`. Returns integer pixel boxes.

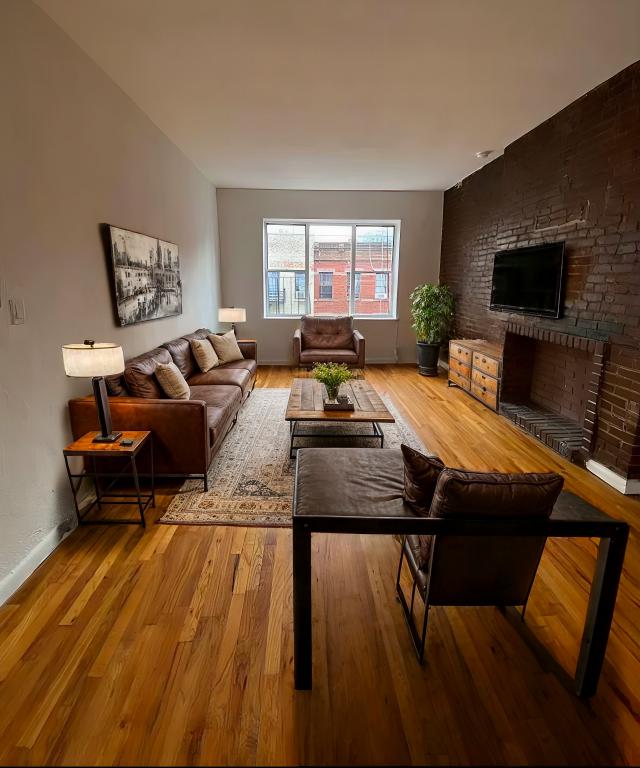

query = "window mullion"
[351,224,356,316]
[305,223,310,315]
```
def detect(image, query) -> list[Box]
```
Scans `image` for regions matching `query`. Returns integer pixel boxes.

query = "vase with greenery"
[312,362,353,401]
[409,283,455,376]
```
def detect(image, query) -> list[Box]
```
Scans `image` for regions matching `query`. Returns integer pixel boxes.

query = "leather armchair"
[293,315,365,368]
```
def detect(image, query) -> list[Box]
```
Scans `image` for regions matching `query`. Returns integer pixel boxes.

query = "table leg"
[92,456,102,511]
[150,435,156,509]
[574,528,628,697]
[290,421,298,459]
[131,454,146,528]
[64,455,83,526]
[293,521,312,690]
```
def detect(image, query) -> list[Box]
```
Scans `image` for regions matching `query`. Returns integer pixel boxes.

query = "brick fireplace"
[501,323,605,463]
[439,61,640,491]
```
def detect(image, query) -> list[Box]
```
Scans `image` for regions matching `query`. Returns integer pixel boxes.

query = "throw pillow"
[209,331,244,364]
[401,444,445,515]
[429,469,564,518]
[155,361,190,400]
[190,337,219,372]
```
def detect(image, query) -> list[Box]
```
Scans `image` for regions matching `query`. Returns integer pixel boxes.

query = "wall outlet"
[9,298,25,325]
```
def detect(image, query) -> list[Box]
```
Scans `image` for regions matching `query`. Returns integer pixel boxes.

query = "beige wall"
[216,189,443,363]
[0,1,220,597]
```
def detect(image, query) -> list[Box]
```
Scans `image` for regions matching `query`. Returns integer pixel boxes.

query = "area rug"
[158,387,427,527]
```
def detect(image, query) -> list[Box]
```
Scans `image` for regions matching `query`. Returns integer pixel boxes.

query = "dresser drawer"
[450,356,472,379]
[472,368,498,394]
[471,381,497,410]
[473,351,500,378]
[449,368,471,391]
[450,343,472,365]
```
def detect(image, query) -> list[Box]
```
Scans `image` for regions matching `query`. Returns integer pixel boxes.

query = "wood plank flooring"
[0,365,639,766]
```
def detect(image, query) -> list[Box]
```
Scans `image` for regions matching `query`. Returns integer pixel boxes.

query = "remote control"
[120,438,134,446]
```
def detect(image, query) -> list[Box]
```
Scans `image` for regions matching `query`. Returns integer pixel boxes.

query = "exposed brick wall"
[529,342,591,424]
[440,61,640,480]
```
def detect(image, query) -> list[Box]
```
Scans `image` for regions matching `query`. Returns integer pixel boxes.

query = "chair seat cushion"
[188,368,251,392]
[294,448,410,518]
[299,348,359,365]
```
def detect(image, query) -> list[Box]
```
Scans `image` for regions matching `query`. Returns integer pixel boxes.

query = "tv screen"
[490,242,565,318]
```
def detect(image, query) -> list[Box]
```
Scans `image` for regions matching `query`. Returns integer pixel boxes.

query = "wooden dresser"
[448,339,503,412]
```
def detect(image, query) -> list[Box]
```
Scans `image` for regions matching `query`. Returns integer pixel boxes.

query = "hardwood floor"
[1,365,639,766]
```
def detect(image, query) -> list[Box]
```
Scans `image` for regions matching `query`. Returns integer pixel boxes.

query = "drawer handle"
[482,357,487,363]
[482,386,486,392]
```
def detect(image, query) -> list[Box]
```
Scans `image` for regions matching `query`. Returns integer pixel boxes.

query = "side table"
[63,431,155,527]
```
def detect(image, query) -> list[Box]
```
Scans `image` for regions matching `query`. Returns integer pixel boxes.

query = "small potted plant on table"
[409,283,455,376]
[312,362,353,409]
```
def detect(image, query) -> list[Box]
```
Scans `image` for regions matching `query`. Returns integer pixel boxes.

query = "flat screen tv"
[490,242,565,318]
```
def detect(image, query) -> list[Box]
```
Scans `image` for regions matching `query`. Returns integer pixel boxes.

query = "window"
[264,220,399,318]
[375,273,388,299]
[318,272,333,299]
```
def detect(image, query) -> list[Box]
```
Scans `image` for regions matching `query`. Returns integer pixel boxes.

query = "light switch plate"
[9,298,25,325]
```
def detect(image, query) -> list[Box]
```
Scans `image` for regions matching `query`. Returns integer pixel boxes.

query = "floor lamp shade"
[62,341,125,442]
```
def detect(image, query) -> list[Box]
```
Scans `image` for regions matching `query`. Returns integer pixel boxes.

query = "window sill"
[264,315,398,321]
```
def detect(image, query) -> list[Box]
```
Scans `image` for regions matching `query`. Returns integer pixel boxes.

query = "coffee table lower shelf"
[288,419,385,458]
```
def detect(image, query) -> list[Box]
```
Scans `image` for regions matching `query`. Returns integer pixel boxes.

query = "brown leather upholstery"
[406,468,564,605]
[401,444,445,515]
[299,348,359,365]
[68,395,209,477]
[123,347,172,399]
[293,316,365,367]
[301,315,354,349]
[68,328,257,480]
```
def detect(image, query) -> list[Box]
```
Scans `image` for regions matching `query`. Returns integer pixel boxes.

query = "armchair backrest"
[426,469,564,606]
[300,315,354,350]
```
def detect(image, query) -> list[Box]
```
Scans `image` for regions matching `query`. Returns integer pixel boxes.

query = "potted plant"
[312,362,353,403]
[409,283,455,376]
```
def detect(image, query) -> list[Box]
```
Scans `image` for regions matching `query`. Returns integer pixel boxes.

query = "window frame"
[263,218,401,319]
[375,272,389,300]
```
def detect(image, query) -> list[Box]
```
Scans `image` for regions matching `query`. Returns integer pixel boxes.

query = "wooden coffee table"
[285,378,395,458]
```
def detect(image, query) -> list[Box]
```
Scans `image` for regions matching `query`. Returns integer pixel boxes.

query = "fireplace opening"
[500,327,605,463]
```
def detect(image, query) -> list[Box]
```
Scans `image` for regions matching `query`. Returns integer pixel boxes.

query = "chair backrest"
[300,315,354,350]
[426,469,564,606]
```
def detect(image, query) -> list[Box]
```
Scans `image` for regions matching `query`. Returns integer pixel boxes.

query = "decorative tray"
[323,397,355,411]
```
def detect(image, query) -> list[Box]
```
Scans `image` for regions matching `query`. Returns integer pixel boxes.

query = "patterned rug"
[158,387,426,527]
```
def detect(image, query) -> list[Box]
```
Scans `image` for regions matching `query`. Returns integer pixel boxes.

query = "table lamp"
[218,307,246,333]
[62,340,125,443]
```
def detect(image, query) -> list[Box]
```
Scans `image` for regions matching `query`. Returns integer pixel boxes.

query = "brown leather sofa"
[293,315,365,367]
[68,328,257,489]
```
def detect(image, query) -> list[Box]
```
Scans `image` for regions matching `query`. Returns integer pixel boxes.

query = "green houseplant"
[409,283,455,376]
[312,362,353,401]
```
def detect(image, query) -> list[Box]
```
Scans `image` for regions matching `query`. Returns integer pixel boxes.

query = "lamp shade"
[62,342,125,378]
[218,307,246,323]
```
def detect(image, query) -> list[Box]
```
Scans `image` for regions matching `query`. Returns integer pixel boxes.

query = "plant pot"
[416,342,441,376]
[325,386,339,401]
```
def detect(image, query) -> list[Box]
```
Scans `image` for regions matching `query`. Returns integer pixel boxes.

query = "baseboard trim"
[0,522,74,606]
[586,459,640,495]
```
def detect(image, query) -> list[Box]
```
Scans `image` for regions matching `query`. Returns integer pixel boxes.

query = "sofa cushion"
[105,373,128,397]
[299,348,359,365]
[217,358,257,376]
[162,329,211,378]
[300,315,354,350]
[124,347,172,399]
[429,469,564,519]
[209,331,244,364]
[188,367,251,392]
[190,338,219,372]
[190,384,242,411]
[155,362,190,400]
[401,444,445,516]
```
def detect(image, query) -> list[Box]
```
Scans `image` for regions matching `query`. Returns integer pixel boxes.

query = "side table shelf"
[63,431,155,527]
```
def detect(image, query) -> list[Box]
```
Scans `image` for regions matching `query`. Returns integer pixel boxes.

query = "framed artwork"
[107,225,182,326]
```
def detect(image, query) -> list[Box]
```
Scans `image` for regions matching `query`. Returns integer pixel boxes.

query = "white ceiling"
[36,0,640,191]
